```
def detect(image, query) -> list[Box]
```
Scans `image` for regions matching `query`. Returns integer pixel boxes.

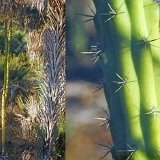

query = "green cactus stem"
[92,0,160,159]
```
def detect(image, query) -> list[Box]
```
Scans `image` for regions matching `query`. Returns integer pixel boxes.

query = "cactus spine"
[92,0,160,159]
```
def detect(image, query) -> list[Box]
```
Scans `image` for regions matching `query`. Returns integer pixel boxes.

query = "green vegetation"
[0,54,31,85]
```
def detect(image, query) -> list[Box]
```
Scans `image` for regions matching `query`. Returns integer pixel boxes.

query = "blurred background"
[66,0,112,159]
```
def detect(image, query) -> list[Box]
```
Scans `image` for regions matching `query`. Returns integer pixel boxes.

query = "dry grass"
[0,108,40,160]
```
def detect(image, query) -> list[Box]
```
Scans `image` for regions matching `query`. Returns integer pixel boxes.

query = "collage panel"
[1,0,160,160]
[67,0,160,160]
[0,0,65,160]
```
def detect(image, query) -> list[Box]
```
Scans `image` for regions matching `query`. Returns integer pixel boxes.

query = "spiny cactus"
[27,0,65,159]
[38,1,65,158]
[89,0,160,159]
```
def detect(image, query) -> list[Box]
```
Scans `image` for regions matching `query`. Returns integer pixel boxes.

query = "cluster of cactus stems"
[92,0,160,159]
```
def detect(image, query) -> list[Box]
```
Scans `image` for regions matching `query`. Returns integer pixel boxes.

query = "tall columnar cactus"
[1,20,11,155]
[92,0,160,159]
